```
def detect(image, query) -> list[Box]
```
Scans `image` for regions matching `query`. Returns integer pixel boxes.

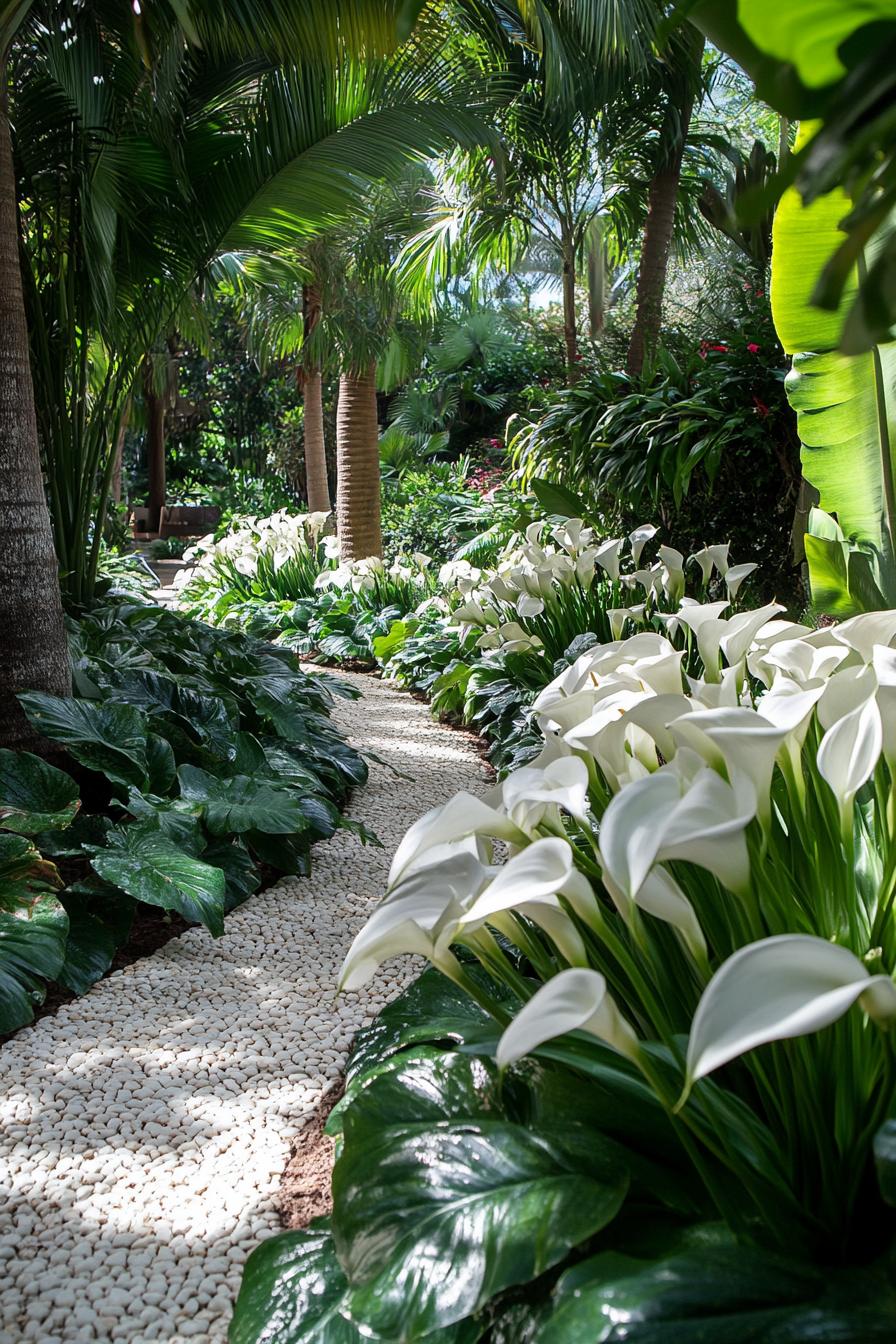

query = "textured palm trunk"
[626,96,694,380]
[336,364,381,561]
[144,359,166,534]
[561,239,581,385]
[303,369,331,513]
[111,403,128,505]
[0,76,71,749]
[302,282,330,514]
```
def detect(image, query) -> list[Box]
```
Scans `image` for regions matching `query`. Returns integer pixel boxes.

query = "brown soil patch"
[277,1084,344,1229]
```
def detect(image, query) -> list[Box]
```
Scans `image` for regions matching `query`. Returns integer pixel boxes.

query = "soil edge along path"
[0,672,487,1344]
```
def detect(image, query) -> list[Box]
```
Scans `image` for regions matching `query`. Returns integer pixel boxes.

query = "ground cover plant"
[233,596,896,1341]
[0,599,368,1033]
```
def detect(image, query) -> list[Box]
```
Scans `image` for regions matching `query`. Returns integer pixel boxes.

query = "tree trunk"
[0,74,71,749]
[302,283,330,514]
[144,359,166,534]
[561,240,581,385]
[303,369,331,514]
[111,404,128,505]
[336,364,381,561]
[626,100,694,380]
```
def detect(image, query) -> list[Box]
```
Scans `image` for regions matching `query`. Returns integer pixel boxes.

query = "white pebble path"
[0,672,487,1344]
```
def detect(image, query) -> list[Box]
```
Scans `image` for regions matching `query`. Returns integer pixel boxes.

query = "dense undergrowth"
[0,598,369,1033]
[225,508,896,1342]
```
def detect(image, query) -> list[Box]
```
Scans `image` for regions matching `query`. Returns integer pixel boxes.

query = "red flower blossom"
[747,343,760,354]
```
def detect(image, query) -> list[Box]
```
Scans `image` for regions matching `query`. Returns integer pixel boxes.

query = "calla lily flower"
[724,562,758,601]
[496,968,640,1068]
[630,524,658,566]
[689,546,716,585]
[516,593,545,618]
[388,792,525,887]
[599,754,756,903]
[340,853,488,990]
[594,538,624,582]
[684,935,896,1091]
[675,601,730,679]
[832,612,896,662]
[707,543,731,577]
[817,696,883,824]
[718,602,786,668]
[670,707,790,822]
[658,546,686,602]
[495,756,591,828]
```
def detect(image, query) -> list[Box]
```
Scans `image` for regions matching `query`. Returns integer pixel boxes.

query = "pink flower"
[747,343,760,354]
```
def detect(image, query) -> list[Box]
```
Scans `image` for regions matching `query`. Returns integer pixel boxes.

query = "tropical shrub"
[175,510,335,629]
[509,292,801,603]
[0,600,368,1032]
[235,601,896,1340]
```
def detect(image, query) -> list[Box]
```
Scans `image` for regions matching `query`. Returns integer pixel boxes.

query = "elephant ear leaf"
[0,892,69,1033]
[18,693,152,791]
[771,125,896,614]
[0,750,80,835]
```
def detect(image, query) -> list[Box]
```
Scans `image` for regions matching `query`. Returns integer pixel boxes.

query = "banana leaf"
[771,125,896,614]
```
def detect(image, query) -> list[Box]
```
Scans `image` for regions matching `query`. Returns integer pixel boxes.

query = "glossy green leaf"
[771,128,896,612]
[230,1224,365,1344]
[530,477,597,525]
[177,765,310,836]
[0,750,80,835]
[333,1051,628,1337]
[91,821,226,935]
[18,693,152,791]
[0,832,63,905]
[55,901,122,996]
[201,838,260,912]
[0,895,69,1032]
[230,1220,483,1344]
[538,1225,896,1343]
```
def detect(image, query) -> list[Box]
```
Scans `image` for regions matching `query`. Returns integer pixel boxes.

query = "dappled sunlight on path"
[0,673,486,1344]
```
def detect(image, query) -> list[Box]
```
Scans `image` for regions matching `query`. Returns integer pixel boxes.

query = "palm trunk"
[303,369,330,513]
[626,98,694,379]
[111,401,129,505]
[0,73,71,749]
[144,359,166,534]
[561,238,581,385]
[302,283,330,514]
[336,363,381,561]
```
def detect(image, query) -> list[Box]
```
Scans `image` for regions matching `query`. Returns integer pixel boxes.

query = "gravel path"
[0,673,486,1344]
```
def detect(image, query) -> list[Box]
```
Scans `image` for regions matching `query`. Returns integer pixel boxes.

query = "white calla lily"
[817,696,883,825]
[496,968,640,1068]
[496,756,591,828]
[458,838,574,925]
[629,524,658,566]
[670,707,790,822]
[599,756,756,903]
[339,853,488,990]
[689,546,716,584]
[832,612,896,662]
[388,793,524,887]
[724,562,758,601]
[594,538,624,581]
[718,602,786,668]
[684,935,896,1092]
[658,546,686,601]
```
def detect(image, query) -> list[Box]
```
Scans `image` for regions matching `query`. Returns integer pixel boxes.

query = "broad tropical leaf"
[177,765,311,835]
[333,1051,628,1337]
[0,749,80,834]
[90,821,227,935]
[18,693,152,791]
[0,895,69,1033]
[771,125,896,613]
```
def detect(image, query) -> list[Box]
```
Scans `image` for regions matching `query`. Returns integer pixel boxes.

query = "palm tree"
[0,63,70,748]
[0,0,489,745]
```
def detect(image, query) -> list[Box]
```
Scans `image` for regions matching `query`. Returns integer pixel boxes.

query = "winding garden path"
[0,674,486,1344]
